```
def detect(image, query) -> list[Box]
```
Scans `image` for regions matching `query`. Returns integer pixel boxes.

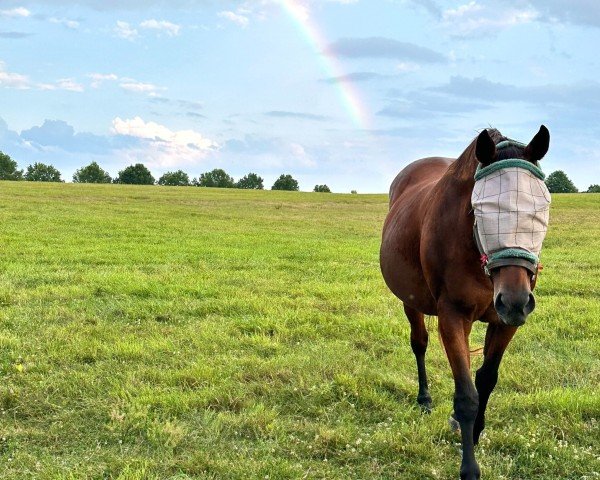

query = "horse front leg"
[438,303,480,480]
[404,304,432,412]
[473,323,517,444]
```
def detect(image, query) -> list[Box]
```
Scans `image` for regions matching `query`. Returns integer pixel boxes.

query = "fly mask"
[471,140,551,275]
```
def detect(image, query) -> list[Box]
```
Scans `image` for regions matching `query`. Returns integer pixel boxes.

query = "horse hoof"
[460,473,481,480]
[460,465,481,480]
[417,394,432,414]
[448,413,460,433]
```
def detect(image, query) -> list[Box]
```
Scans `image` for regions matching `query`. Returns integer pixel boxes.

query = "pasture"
[0,182,598,479]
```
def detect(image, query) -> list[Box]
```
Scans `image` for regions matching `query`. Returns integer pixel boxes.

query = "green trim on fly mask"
[474,159,545,181]
[488,248,539,265]
[495,139,526,150]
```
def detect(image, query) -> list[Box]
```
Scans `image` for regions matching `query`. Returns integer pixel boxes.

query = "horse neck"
[446,129,506,184]
[448,152,478,185]
[438,144,479,212]
[434,130,507,221]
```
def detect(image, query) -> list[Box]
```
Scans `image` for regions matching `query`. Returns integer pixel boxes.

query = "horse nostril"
[494,293,508,316]
[525,293,536,315]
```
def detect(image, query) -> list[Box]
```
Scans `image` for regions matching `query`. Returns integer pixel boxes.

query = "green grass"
[0,182,598,479]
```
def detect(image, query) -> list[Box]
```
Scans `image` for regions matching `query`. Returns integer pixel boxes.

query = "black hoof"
[460,465,481,480]
[417,394,432,413]
[448,412,460,433]
[473,421,485,445]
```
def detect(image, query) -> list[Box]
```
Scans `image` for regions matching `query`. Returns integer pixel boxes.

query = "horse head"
[473,126,551,326]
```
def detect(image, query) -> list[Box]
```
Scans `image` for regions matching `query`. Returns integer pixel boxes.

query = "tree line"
[544,170,596,193]
[2,150,596,193]
[0,151,333,192]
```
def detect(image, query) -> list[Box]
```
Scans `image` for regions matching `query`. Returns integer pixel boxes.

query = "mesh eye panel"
[472,166,551,257]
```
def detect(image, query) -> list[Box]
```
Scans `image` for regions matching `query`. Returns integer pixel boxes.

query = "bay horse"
[380,126,550,479]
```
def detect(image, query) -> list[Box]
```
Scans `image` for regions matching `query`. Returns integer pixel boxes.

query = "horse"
[380,126,551,479]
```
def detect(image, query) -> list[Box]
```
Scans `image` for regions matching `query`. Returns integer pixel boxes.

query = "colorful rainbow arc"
[280,0,369,129]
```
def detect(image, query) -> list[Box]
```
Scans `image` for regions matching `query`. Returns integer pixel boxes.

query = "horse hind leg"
[404,304,432,412]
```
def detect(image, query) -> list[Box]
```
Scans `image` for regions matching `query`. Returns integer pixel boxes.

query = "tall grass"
[0,182,598,479]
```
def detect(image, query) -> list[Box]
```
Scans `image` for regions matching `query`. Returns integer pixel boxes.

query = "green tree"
[24,162,62,182]
[586,184,600,193]
[0,151,23,180]
[158,170,190,186]
[313,184,331,193]
[236,172,264,190]
[197,169,235,188]
[272,174,299,191]
[545,170,578,193]
[114,164,155,185]
[73,161,112,183]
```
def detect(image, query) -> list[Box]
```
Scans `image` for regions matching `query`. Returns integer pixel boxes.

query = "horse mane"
[447,128,527,181]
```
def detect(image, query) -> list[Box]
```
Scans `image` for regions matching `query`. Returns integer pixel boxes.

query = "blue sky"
[1,0,599,192]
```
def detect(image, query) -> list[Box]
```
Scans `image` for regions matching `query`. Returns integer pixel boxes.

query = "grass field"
[0,182,598,479]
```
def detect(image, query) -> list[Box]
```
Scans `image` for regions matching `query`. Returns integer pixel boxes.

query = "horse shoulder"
[420,179,493,317]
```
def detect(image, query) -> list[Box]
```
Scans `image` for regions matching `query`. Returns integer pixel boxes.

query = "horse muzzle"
[491,264,537,327]
[494,289,536,327]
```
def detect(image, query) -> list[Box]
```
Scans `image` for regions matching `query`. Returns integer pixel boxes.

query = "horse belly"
[380,199,438,316]
[380,158,453,316]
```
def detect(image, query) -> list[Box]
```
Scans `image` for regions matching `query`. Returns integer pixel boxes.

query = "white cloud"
[86,73,163,95]
[119,79,165,95]
[111,116,218,167]
[38,78,84,92]
[116,19,181,39]
[0,61,83,92]
[0,61,32,89]
[289,142,316,167]
[49,17,80,29]
[218,10,250,27]
[442,1,538,37]
[55,78,84,92]
[140,19,181,36]
[282,2,310,22]
[0,7,31,18]
[115,20,138,40]
[88,73,119,88]
[396,62,420,72]
[515,0,600,28]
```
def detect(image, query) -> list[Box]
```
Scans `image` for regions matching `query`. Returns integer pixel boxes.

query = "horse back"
[388,157,454,207]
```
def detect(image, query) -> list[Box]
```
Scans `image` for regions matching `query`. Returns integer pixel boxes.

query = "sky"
[1,0,599,192]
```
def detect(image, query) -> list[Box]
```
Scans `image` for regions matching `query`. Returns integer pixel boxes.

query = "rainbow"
[280,0,369,129]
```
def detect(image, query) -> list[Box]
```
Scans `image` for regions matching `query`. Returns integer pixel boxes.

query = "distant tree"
[0,151,23,180]
[272,174,299,191]
[114,163,155,185]
[351,190,358,194]
[24,162,62,182]
[313,184,331,193]
[545,170,578,193]
[197,168,235,188]
[73,161,112,183]
[158,170,190,186]
[236,172,264,190]
[586,184,600,193]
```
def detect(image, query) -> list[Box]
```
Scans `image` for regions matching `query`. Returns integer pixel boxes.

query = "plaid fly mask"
[471,156,551,274]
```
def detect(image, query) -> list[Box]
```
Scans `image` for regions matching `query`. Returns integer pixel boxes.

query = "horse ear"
[525,125,550,162]
[476,129,496,167]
